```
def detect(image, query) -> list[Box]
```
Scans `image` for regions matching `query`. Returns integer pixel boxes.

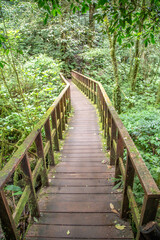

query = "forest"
[0,0,160,236]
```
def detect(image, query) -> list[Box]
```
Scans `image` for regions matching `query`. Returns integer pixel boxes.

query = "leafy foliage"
[120,109,160,186]
[0,54,63,167]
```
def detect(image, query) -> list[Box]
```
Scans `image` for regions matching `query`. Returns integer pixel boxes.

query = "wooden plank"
[48,178,113,186]
[49,173,114,179]
[34,212,126,225]
[61,153,105,158]
[63,143,102,146]
[62,145,102,150]
[26,238,132,240]
[60,158,107,162]
[56,162,110,167]
[40,186,120,194]
[38,193,121,202]
[62,149,104,153]
[55,166,111,173]
[27,225,133,239]
[38,201,122,213]
[30,212,127,226]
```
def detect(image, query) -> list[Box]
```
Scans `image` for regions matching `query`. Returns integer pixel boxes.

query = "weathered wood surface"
[26,81,133,239]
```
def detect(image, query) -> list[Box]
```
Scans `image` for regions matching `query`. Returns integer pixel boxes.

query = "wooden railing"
[72,70,160,240]
[0,74,71,240]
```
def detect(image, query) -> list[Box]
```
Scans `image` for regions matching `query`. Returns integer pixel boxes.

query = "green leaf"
[44,13,49,25]
[5,185,20,191]
[150,33,155,44]
[98,0,107,5]
[13,191,23,196]
[5,185,22,195]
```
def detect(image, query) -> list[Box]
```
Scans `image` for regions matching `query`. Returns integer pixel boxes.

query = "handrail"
[71,70,160,240]
[0,74,71,240]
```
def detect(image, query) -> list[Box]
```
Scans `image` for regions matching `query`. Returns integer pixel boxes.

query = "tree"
[88,1,96,47]
[27,0,160,109]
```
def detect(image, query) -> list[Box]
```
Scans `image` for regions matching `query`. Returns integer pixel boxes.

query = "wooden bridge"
[0,71,160,240]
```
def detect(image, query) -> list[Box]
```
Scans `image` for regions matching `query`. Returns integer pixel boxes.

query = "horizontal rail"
[71,70,160,240]
[0,74,71,240]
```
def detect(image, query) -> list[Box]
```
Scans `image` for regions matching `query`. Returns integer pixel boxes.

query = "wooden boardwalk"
[26,81,133,239]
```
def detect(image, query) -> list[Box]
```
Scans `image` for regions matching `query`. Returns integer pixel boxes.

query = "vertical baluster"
[136,195,159,240]
[63,94,68,124]
[121,153,135,218]
[92,82,94,101]
[56,102,63,139]
[89,80,91,99]
[85,78,88,96]
[21,154,40,217]
[102,96,105,130]
[44,118,55,165]
[94,82,97,104]
[97,85,100,114]
[115,132,124,183]
[61,97,65,131]
[64,91,68,123]
[0,190,19,240]
[35,132,48,186]
[86,79,88,96]
[104,103,107,138]
[106,110,111,150]
[90,81,93,101]
[110,119,117,165]
[85,78,87,95]
[51,109,59,151]
[68,86,71,113]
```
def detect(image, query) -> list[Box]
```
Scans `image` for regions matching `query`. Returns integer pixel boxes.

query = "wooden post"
[87,79,90,97]
[101,96,105,130]
[60,98,65,131]
[64,93,68,124]
[94,82,97,104]
[121,153,135,218]
[57,102,63,139]
[115,132,124,182]
[99,92,103,123]
[21,154,40,218]
[97,86,101,116]
[110,119,117,165]
[91,82,93,101]
[44,118,55,165]
[35,132,49,186]
[104,104,107,138]
[68,86,71,113]
[51,109,59,151]
[136,195,160,240]
[0,190,19,240]
[106,110,111,150]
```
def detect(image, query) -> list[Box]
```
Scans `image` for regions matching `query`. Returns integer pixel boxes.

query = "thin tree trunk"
[131,0,146,91]
[105,16,121,113]
[88,3,95,48]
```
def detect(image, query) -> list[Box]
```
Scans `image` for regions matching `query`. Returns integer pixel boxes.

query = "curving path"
[26,81,133,239]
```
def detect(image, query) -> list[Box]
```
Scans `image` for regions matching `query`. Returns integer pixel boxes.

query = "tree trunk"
[105,17,121,113]
[88,3,95,48]
[131,0,146,91]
